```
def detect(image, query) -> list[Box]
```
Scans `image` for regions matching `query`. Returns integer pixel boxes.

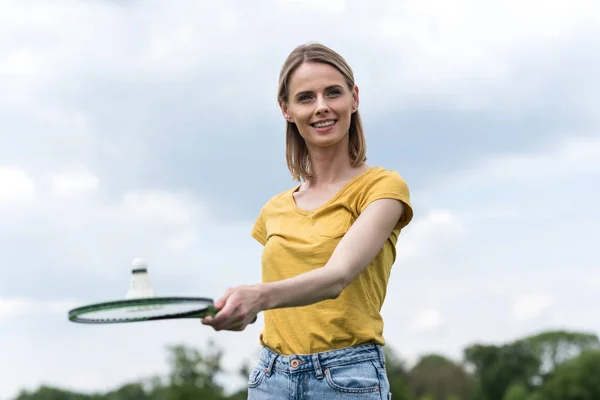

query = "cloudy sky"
[1,0,599,398]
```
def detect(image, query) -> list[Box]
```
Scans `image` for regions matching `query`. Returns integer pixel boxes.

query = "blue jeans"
[247,343,391,399]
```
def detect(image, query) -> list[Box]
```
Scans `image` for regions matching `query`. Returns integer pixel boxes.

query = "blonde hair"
[277,43,367,182]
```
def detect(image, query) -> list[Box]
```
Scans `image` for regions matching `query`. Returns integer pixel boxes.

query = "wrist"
[256,282,273,312]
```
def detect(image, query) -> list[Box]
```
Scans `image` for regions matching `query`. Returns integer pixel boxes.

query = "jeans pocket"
[248,367,266,388]
[324,360,382,394]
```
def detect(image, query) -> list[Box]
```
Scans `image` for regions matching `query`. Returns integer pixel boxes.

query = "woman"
[202,42,413,399]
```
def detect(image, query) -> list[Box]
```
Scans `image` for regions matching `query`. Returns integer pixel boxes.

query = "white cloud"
[164,229,197,252]
[397,209,466,262]
[2,0,596,124]
[421,134,600,220]
[120,190,201,226]
[410,309,443,332]
[371,0,599,109]
[0,164,210,281]
[0,298,30,320]
[587,277,600,292]
[0,0,254,85]
[381,129,599,369]
[1,48,42,77]
[466,135,600,184]
[0,297,78,321]
[512,293,554,322]
[277,0,347,14]
[0,167,36,205]
[379,0,596,47]
[46,168,99,198]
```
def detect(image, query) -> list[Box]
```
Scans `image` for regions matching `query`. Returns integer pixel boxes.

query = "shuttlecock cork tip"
[132,257,148,272]
[125,257,157,300]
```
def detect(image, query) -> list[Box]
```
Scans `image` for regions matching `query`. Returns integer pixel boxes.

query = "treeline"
[13,329,600,400]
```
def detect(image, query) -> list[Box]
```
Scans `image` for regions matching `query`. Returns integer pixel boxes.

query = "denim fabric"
[247,343,391,399]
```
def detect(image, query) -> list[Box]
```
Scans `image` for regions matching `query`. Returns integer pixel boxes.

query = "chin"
[307,132,347,148]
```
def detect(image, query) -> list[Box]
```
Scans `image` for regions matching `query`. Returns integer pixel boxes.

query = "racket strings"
[71,299,213,322]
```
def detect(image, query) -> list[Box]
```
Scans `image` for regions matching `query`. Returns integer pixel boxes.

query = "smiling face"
[281,61,359,150]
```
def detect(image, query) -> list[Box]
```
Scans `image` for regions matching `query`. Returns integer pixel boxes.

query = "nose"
[315,95,330,114]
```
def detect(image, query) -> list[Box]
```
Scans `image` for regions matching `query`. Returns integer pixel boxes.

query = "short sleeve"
[357,169,414,231]
[251,207,267,246]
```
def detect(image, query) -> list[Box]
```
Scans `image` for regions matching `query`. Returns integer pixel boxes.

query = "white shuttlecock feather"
[125,258,158,299]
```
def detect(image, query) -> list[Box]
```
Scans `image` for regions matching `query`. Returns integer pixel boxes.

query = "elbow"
[327,285,343,300]
[328,275,348,300]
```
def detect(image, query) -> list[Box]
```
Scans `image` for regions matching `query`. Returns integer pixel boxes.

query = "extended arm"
[259,198,405,310]
[201,198,405,331]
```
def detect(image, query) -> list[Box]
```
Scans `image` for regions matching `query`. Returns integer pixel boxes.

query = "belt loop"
[311,354,324,379]
[377,345,386,368]
[265,351,277,377]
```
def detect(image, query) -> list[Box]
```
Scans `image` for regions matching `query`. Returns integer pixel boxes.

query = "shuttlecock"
[125,258,158,299]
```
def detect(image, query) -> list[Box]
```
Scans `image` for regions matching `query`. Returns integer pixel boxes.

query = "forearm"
[259,238,384,310]
[259,264,346,310]
[257,199,404,312]
[258,235,381,310]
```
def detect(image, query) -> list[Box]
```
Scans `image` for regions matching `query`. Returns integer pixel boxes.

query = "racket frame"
[68,296,216,324]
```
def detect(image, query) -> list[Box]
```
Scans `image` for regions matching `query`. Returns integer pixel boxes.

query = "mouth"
[311,120,337,128]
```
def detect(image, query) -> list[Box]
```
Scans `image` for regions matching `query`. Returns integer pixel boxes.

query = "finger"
[209,303,237,330]
[213,312,248,332]
[212,315,254,332]
[226,315,256,331]
[214,288,233,310]
[233,320,252,331]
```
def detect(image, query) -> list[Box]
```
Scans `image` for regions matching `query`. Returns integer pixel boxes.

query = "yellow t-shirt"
[251,166,413,355]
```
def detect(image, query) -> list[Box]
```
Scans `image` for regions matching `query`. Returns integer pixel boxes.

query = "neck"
[305,140,363,188]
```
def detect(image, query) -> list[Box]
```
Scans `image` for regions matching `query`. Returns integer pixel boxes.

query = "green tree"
[464,341,540,400]
[166,340,225,399]
[384,346,411,400]
[169,341,223,390]
[525,393,545,400]
[408,354,471,400]
[14,331,600,400]
[103,383,150,400]
[225,390,250,400]
[539,350,600,400]
[13,386,92,400]
[502,383,529,400]
[518,330,600,382]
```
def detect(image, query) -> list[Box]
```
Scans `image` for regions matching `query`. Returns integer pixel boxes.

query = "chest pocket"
[312,207,354,239]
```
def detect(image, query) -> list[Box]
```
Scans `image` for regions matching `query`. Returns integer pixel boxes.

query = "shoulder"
[259,185,299,213]
[353,166,414,230]
[250,185,298,245]
[365,166,409,189]
[356,166,411,202]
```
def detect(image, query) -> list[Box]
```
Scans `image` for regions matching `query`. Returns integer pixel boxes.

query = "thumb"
[213,288,233,310]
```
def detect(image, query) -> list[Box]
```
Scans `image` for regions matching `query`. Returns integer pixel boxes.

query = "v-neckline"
[289,166,380,215]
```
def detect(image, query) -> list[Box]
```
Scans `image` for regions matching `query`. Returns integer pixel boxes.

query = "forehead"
[288,62,347,93]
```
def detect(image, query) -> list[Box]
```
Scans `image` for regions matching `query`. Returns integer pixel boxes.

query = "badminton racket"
[68,296,217,324]
[68,258,257,325]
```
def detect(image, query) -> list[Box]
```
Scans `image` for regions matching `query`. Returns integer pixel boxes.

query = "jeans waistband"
[256,343,386,378]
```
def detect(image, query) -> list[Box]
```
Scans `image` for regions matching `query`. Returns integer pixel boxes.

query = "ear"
[352,85,360,113]
[279,99,293,122]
